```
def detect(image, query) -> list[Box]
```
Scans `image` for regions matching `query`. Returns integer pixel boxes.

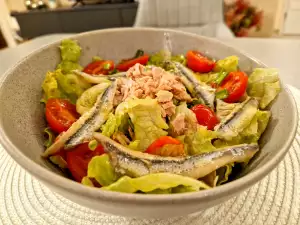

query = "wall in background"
[248,0,286,37]
[6,0,26,11]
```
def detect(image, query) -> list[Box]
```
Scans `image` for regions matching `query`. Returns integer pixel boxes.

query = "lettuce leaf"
[43,127,56,148]
[171,54,186,65]
[81,177,94,187]
[217,163,234,185]
[57,61,82,74]
[148,50,169,68]
[201,171,218,187]
[87,154,117,187]
[247,68,281,109]
[214,56,239,72]
[213,110,270,147]
[60,39,81,62]
[101,101,130,138]
[128,98,168,151]
[57,39,82,74]
[115,101,130,134]
[56,71,91,104]
[148,50,186,70]
[101,173,211,193]
[260,81,281,109]
[128,140,140,150]
[185,126,217,155]
[76,82,110,115]
[42,69,90,104]
[42,71,67,101]
[256,110,271,137]
[194,72,218,84]
[49,155,68,169]
[101,113,118,137]
[170,102,197,136]
[216,99,238,121]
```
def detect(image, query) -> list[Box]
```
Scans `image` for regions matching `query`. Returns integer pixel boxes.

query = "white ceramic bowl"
[0,28,297,218]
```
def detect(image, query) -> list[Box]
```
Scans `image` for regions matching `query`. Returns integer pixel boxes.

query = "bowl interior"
[0,28,296,189]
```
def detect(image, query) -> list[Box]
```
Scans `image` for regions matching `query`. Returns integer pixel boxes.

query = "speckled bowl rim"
[0,27,297,205]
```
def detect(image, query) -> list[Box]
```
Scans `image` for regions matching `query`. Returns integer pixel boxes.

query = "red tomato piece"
[145,136,182,156]
[218,71,248,103]
[53,150,66,159]
[83,60,114,75]
[66,143,105,182]
[150,144,186,157]
[186,50,215,73]
[45,99,79,134]
[191,104,219,130]
[116,55,149,71]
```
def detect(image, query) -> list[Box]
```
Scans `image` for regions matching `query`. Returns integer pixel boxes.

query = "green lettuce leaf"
[260,81,281,109]
[101,173,211,193]
[256,110,271,137]
[56,70,91,104]
[76,82,110,115]
[43,127,56,148]
[170,102,197,136]
[247,68,281,109]
[128,140,140,150]
[101,101,130,138]
[42,69,90,103]
[57,39,82,74]
[115,101,130,133]
[217,163,234,185]
[148,51,186,70]
[216,99,238,121]
[128,98,168,151]
[49,155,68,169]
[101,113,118,137]
[148,50,169,68]
[81,177,94,187]
[185,126,217,155]
[194,72,219,84]
[87,154,117,187]
[57,61,82,74]
[92,56,102,62]
[214,110,270,147]
[171,54,186,65]
[214,56,239,72]
[60,39,81,62]
[42,71,67,101]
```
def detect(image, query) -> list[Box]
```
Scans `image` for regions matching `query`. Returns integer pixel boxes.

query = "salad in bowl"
[41,39,281,194]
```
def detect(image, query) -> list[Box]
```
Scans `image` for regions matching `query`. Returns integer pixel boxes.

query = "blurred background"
[0,0,296,50]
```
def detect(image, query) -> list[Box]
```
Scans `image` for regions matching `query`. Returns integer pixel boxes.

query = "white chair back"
[134,0,233,38]
[0,0,17,48]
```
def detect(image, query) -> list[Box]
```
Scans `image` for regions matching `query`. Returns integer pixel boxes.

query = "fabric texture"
[134,0,234,38]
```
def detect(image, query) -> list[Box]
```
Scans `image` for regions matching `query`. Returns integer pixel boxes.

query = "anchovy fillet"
[94,133,259,179]
[214,98,259,140]
[73,70,126,84]
[42,81,117,157]
[172,62,216,109]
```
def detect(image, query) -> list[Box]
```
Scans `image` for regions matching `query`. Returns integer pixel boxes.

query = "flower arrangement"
[224,0,263,37]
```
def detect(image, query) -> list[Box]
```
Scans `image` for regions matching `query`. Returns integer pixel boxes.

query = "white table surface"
[0,34,300,88]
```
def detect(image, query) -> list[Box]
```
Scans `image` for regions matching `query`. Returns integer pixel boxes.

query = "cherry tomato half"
[191,104,219,130]
[186,50,215,73]
[116,55,149,71]
[66,143,105,182]
[83,60,114,75]
[145,136,184,157]
[218,71,248,103]
[45,99,79,134]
